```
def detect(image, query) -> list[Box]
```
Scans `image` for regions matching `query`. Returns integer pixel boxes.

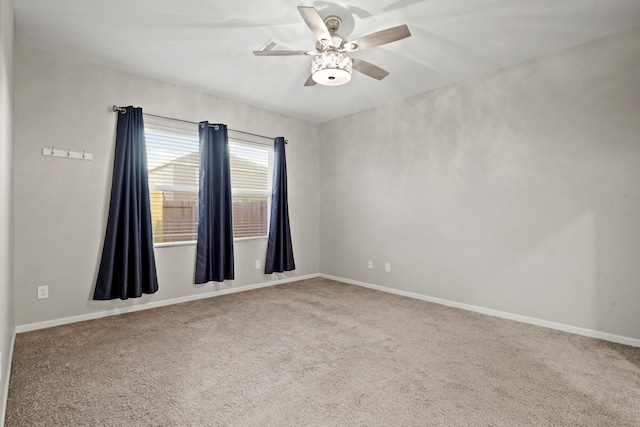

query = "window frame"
[144,115,273,247]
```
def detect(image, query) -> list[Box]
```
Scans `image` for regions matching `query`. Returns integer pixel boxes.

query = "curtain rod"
[112,105,287,144]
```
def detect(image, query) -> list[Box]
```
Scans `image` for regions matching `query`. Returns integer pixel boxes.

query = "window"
[145,116,272,245]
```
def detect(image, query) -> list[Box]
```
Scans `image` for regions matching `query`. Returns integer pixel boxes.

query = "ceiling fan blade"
[352,58,390,80]
[297,6,333,46]
[304,75,317,86]
[253,50,315,56]
[347,24,411,51]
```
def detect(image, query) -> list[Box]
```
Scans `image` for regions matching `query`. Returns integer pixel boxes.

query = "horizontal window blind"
[230,141,272,238]
[146,127,200,243]
[145,122,272,244]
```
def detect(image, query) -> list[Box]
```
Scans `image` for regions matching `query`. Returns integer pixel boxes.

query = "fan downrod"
[324,15,341,33]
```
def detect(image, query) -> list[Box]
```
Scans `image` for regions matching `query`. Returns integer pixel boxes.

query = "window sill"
[154,236,267,248]
[154,240,197,248]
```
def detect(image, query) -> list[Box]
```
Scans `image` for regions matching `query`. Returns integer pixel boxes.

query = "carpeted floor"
[5,277,640,426]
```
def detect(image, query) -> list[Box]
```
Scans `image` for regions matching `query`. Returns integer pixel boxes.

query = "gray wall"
[13,44,320,327]
[0,0,14,420]
[320,27,640,340]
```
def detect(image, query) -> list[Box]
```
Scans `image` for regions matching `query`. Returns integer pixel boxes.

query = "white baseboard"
[1,328,16,427]
[16,273,320,333]
[14,271,640,347]
[320,274,640,348]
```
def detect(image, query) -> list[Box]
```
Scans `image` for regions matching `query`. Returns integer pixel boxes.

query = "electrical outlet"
[385,262,391,272]
[368,260,373,269]
[0,351,2,381]
[255,260,261,269]
[37,285,48,299]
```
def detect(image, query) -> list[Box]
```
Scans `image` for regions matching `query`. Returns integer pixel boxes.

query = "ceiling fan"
[253,6,411,87]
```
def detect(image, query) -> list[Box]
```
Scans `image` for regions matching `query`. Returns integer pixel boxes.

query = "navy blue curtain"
[265,137,295,274]
[194,122,234,283]
[94,106,158,300]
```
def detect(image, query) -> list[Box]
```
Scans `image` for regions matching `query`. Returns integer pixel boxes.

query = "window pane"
[229,142,270,238]
[229,143,269,192]
[150,190,198,243]
[147,129,199,189]
[232,195,268,238]
[146,127,200,243]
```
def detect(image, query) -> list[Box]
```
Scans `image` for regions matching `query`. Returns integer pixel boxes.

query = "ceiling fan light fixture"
[311,51,352,86]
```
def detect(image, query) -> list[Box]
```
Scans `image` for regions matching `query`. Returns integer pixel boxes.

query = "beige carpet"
[5,277,640,426]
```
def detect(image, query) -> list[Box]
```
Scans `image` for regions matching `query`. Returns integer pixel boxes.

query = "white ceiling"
[13,0,640,123]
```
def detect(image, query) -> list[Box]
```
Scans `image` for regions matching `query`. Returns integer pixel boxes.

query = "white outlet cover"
[385,263,391,272]
[255,260,261,269]
[37,285,48,299]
